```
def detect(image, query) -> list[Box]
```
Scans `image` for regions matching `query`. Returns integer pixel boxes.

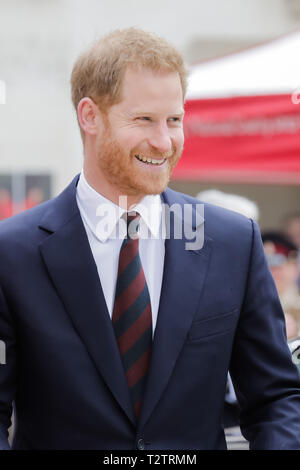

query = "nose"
[147,123,172,155]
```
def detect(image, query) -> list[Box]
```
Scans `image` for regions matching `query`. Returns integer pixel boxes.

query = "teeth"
[135,155,165,165]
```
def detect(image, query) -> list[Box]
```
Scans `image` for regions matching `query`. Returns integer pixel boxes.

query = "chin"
[128,173,170,196]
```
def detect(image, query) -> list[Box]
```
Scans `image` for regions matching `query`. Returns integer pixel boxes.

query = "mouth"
[134,154,167,166]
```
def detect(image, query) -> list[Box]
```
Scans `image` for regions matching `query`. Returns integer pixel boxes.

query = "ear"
[77,97,102,136]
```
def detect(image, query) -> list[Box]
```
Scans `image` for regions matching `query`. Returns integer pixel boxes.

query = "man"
[282,213,300,288]
[0,28,300,451]
[283,213,300,250]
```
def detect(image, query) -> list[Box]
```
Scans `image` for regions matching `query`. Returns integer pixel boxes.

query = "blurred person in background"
[196,189,259,221]
[283,213,300,249]
[262,231,300,340]
[282,213,300,288]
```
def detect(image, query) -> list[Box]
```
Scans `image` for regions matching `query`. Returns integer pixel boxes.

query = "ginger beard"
[95,121,182,197]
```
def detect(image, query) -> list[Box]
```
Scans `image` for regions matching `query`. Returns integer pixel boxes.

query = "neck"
[83,165,144,210]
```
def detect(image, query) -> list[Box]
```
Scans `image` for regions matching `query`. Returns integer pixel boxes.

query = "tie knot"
[124,211,140,239]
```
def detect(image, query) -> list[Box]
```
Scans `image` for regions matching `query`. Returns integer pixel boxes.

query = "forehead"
[117,66,184,112]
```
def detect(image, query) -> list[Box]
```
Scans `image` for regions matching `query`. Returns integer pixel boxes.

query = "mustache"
[132,146,177,160]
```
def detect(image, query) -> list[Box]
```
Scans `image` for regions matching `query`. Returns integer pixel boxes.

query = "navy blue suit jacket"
[0,175,300,450]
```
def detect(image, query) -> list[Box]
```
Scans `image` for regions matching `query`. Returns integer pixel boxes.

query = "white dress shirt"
[76,172,165,334]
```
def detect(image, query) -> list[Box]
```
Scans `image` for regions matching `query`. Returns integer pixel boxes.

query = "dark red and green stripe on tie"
[112,213,152,419]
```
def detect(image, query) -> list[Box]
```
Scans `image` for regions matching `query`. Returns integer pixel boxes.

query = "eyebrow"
[132,110,185,117]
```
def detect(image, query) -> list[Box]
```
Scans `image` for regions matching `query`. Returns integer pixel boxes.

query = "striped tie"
[112,212,152,419]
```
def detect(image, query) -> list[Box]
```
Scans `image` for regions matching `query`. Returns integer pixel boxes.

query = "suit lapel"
[38,177,136,425]
[138,189,213,430]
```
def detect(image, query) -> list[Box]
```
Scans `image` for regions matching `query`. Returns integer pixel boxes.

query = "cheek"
[173,128,184,149]
[115,128,146,150]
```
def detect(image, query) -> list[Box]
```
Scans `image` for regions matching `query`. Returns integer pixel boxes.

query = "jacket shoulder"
[164,187,254,237]
[0,175,79,242]
[0,198,55,238]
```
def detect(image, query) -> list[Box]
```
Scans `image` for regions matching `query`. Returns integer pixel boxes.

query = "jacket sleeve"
[229,220,300,450]
[0,284,16,450]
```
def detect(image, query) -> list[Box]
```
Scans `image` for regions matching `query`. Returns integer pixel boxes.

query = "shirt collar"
[76,171,162,242]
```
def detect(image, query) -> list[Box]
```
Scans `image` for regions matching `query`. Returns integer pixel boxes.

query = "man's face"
[95,67,184,199]
[286,219,300,248]
[263,241,298,294]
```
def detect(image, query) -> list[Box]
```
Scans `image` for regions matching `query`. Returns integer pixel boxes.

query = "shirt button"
[137,438,145,450]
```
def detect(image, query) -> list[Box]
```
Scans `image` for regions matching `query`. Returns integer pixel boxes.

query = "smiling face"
[91,67,184,205]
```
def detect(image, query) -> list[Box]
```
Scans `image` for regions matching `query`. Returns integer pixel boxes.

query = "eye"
[168,117,182,124]
[137,116,151,121]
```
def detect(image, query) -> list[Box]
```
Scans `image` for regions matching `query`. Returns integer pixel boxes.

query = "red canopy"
[172,94,300,184]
